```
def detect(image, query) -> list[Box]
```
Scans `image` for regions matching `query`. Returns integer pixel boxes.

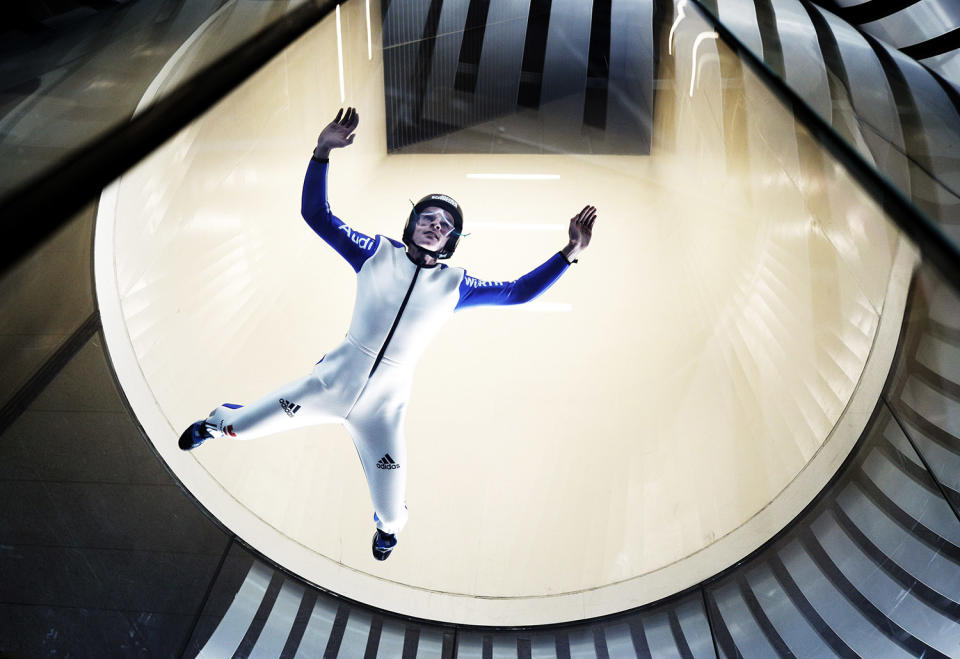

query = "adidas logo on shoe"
[279,398,301,417]
[376,453,399,470]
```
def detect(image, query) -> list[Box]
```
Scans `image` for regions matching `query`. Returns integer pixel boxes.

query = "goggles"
[415,209,456,233]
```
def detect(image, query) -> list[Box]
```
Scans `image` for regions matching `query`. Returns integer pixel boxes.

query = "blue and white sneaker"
[372,529,397,561]
[179,404,243,451]
[178,421,215,451]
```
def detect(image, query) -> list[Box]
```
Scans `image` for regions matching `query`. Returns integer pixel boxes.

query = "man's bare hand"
[560,205,596,263]
[568,205,596,250]
[314,107,359,159]
[562,205,596,261]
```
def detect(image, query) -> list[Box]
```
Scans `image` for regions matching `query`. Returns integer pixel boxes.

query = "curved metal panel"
[882,41,960,211]
[920,49,960,90]
[862,0,960,49]
[813,5,912,196]
[716,0,763,56]
[705,405,960,658]
[770,0,833,122]
[831,0,891,7]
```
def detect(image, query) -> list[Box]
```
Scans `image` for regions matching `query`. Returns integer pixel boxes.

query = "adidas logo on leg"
[279,398,301,417]
[376,454,399,470]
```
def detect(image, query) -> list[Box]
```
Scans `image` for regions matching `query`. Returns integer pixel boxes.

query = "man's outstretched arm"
[301,107,377,273]
[456,205,597,309]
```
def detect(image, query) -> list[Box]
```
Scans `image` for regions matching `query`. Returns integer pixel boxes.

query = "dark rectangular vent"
[381,0,653,155]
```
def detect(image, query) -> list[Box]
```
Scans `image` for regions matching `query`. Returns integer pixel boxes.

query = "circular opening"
[94,3,913,624]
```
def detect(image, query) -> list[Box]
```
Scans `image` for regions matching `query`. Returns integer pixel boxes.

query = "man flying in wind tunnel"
[179,107,597,561]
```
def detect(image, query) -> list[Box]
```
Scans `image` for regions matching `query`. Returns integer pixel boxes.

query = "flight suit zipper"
[369,265,421,378]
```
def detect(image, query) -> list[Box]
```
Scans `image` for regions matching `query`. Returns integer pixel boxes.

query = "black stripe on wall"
[592,626,610,659]
[517,0,552,108]
[864,34,947,221]
[401,627,420,658]
[281,590,318,657]
[830,0,922,26]
[829,502,960,619]
[627,618,652,657]
[363,616,383,659]
[803,2,855,135]
[703,594,739,659]
[454,0,492,94]
[667,610,694,659]
[0,311,99,435]
[907,358,960,406]
[753,0,786,79]
[737,576,794,656]
[441,629,456,658]
[927,65,960,128]
[324,604,350,658]
[875,438,955,498]
[893,402,960,459]
[767,554,854,656]
[901,26,960,61]
[233,571,284,657]
[852,468,960,562]
[799,529,949,658]
[413,0,446,136]
[887,397,960,532]
[927,317,960,345]
[583,0,612,129]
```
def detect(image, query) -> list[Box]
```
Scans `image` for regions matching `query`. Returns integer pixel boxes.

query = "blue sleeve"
[456,253,570,310]
[300,158,377,273]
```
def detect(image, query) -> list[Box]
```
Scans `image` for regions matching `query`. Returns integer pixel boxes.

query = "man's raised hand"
[560,205,596,264]
[314,107,359,159]
[570,205,596,248]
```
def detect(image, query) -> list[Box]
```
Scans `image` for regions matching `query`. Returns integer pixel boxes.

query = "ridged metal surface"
[712,0,960,250]
[815,0,960,88]
[380,0,653,154]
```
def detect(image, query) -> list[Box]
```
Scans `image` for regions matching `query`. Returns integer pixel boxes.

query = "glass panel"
[0,203,94,409]
[700,0,960,253]
[0,328,231,659]
[0,0,312,200]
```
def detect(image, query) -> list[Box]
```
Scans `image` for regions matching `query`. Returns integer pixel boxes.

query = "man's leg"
[180,366,349,450]
[345,408,409,537]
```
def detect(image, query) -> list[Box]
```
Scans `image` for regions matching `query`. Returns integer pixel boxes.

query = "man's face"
[411,206,455,252]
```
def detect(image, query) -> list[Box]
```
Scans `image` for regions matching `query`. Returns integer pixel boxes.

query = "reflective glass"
[699,0,960,253]
[0,0,311,200]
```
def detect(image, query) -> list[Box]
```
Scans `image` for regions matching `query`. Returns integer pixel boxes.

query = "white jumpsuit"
[205,158,571,535]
